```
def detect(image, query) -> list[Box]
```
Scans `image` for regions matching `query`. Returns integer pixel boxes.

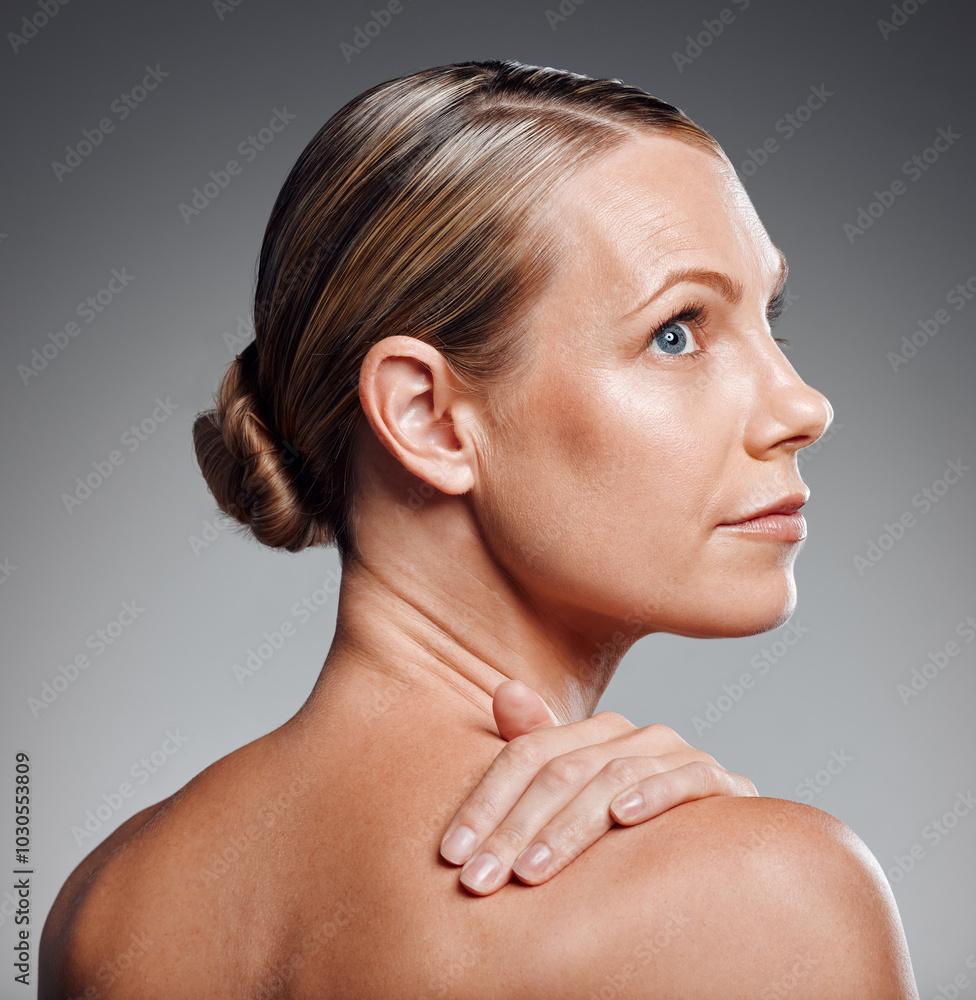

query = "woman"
[40,60,919,998]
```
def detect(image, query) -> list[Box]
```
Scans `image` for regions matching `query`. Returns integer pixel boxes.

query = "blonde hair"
[192,59,726,561]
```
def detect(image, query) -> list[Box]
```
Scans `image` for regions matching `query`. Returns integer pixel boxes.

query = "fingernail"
[513,842,551,878]
[441,824,477,864]
[460,852,501,893]
[612,791,643,821]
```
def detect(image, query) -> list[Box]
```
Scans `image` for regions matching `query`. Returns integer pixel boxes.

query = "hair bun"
[192,343,332,553]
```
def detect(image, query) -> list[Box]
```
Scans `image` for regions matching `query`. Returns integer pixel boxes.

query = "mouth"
[716,492,809,542]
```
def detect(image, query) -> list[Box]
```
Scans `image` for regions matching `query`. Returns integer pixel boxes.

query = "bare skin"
[40,133,919,998]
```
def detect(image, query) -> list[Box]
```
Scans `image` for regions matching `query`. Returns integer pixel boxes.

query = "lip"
[716,492,809,542]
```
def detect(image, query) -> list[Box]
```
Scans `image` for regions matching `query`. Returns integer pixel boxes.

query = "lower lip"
[716,512,807,542]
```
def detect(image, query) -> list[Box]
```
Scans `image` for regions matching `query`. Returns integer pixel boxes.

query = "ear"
[358,335,483,495]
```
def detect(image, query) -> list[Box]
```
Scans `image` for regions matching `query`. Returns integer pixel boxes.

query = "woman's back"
[42,668,915,999]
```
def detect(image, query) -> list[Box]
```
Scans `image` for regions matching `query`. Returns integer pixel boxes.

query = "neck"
[300,495,646,732]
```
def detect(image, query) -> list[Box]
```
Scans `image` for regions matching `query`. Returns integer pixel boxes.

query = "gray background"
[2,0,974,993]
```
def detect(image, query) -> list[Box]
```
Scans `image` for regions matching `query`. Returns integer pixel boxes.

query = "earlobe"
[358,336,478,496]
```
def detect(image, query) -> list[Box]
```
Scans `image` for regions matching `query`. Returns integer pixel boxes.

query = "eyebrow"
[624,249,789,319]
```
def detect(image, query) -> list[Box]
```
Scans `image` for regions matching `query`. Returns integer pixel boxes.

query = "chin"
[645,571,799,640]
[722,573,799,638]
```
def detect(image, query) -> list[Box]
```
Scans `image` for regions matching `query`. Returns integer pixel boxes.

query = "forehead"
[540,132,779,303]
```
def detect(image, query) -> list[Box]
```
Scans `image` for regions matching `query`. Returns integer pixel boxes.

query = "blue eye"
[652,320,697,355]
[647,303,706,357]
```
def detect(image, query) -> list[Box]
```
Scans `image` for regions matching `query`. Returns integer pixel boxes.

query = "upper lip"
[722,491,809,524]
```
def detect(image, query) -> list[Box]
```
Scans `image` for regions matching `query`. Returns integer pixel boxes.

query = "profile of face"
[462,132,833,643]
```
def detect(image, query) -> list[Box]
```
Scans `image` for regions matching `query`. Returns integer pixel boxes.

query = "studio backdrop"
[1,0,973,994]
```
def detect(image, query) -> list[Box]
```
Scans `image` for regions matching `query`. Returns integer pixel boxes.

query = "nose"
[743,355,834,460]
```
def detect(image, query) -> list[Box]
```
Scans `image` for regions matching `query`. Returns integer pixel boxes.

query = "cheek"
[561,369,723,519]
[474,406,585,585]
[475,364,800,638]
[474,373,725,618]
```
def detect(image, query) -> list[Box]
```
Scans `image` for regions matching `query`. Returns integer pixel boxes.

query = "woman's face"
[474,132,833,641]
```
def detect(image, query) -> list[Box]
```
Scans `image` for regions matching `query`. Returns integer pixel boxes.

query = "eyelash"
[646,290,792,359]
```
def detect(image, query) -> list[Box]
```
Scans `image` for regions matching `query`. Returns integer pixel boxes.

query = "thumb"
[492,679,560,741]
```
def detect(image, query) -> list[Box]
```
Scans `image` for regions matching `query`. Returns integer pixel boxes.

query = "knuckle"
[461,792,503,827]
[603,756,644,788]
[595,710,636,732]
[690,760,717,797]
[506,733,550,772]
[645,722,676,739]
[639,722,689,750]
[554,811,591,852]
[543,753,590,789]
[487,824,528,855]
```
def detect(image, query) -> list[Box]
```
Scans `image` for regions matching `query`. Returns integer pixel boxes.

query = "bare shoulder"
[37,735,293,1000]
[432,794,919,1000]
[610,794,919,998]
[38,797,169,1000]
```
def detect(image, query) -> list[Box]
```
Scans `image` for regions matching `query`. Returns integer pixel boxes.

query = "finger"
[609,760,758,826]
[457,751,660,895]
[507,761,754,889]
[492,679,559,741]
[439,711,636,865]
[442,717,728,865]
